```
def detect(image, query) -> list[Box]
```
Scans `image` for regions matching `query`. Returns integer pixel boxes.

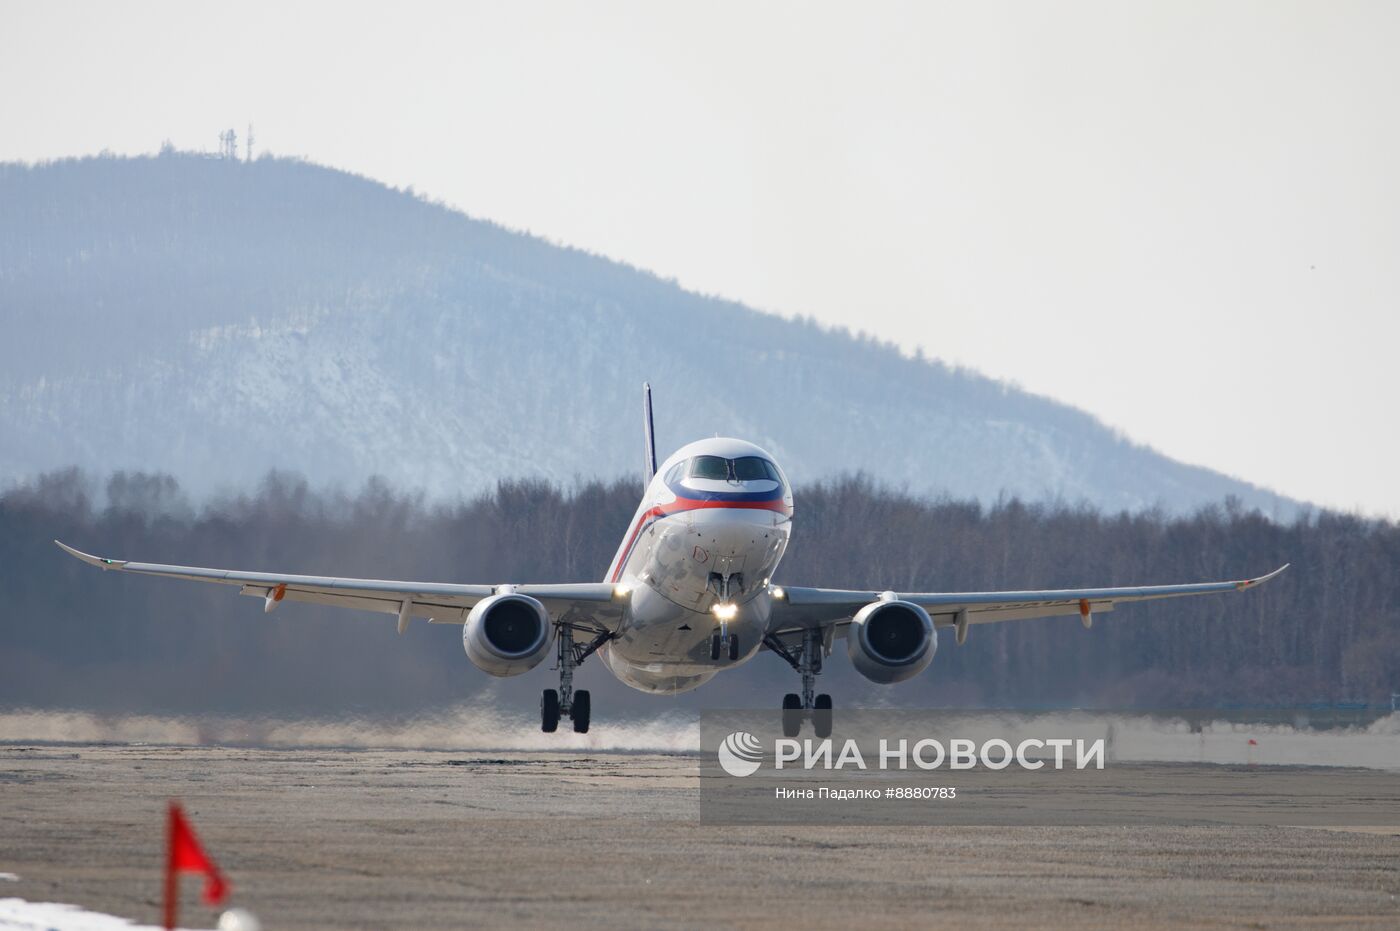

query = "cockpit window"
[732,457,771,481]
[682,455,783,486]
[689,456,730,480]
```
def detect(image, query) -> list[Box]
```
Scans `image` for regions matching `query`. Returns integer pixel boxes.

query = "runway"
[3,744,1399,929]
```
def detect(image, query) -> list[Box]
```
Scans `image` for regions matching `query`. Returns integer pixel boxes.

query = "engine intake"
[463,593,553,677]
[847,599,936,684]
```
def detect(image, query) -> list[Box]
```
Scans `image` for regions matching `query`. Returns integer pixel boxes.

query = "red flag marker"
[165,801,229,930]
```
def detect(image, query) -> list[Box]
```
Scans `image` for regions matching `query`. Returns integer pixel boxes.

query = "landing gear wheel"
[710,633,722,661]
[541,689,560,733]
[813,693,833,739]
[571,690,591,734]
[728,634,740,661]
[781,693,802,738]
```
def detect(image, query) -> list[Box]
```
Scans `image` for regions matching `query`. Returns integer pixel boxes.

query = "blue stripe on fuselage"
[664,479,785,503]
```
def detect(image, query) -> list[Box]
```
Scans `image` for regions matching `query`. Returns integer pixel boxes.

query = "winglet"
[54,540,128,571]
[1237,563,1289,590]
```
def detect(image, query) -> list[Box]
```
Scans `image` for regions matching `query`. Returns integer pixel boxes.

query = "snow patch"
[0,898,200,930]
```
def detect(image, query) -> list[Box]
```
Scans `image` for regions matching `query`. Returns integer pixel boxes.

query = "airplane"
[56,384,1287,737]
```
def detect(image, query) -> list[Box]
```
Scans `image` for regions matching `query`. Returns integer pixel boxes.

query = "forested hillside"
[0,153,1293,515]
[3,471,1391,715]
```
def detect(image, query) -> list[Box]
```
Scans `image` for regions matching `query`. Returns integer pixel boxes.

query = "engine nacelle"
[463,593,553,677]
[847,599,937,684]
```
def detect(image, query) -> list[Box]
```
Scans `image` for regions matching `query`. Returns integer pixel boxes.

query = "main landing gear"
[542,623,612,734]
[763,628,832,739]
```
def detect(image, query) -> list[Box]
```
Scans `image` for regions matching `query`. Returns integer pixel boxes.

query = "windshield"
[685,455,782,484]
[689,456,730,480]
[733,456,774,481]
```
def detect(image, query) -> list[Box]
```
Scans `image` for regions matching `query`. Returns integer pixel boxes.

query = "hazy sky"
[3,1,1397,516]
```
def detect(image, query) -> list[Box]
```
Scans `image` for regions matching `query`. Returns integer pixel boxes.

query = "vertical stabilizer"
[643,382,658,486]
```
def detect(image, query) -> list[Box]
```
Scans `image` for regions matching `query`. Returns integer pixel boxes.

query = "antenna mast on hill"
[246,123,254,162]
[218,128,238,160]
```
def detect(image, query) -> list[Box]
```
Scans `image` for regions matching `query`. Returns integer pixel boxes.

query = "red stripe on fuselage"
[656,497,791,516]
[608,496,791,582]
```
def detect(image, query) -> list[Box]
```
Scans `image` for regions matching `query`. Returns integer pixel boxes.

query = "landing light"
[613,584,632,599]
[770,586,786,600]
[712,602,738,621]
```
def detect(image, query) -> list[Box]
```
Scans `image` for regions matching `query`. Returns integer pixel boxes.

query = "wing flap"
[930,601,1117,626]
[236,584,472,619]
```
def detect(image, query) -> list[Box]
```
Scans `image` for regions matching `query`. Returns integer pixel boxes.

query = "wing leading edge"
[769,565,1289,641]
[54,541,627,632]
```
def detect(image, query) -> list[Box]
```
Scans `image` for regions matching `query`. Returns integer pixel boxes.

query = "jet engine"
[846,599,937,684]
[462,593,553,677]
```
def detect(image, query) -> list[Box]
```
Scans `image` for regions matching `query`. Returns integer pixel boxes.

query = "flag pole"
[164,801,179,931]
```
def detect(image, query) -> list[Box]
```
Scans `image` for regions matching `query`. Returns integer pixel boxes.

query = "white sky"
[3,1,1397,516]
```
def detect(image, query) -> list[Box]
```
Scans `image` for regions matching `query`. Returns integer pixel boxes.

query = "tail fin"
[643,382,658,486]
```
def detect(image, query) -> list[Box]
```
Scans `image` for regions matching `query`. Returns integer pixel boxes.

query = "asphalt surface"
[3,745,1399,929]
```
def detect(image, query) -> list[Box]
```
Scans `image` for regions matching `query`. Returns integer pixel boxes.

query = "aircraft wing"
[54,541,627,633]
[766,565,1288,645]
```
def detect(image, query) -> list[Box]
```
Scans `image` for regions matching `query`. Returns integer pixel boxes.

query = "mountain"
[0,153,1294,516]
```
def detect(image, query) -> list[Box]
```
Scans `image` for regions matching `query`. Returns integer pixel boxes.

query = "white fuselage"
[598,438,794,693]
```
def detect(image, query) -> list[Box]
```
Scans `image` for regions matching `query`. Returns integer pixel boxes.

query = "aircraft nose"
[692,517,764,555]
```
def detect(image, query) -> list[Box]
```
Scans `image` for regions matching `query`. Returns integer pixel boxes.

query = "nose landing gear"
[542,623,612,734]
[710,627,740,661]
[764,628,832,739]
[708,573,743,663]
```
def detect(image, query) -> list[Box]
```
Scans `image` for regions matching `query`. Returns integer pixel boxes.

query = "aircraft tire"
[541,689,560,733]
[572,690,591,734]
[813,693,833,739]
[781,693,802,738]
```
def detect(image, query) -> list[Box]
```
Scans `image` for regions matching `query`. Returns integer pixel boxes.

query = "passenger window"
[689,456,729,480]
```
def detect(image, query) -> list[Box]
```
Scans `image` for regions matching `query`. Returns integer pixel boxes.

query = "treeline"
[1,470,1396,715]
